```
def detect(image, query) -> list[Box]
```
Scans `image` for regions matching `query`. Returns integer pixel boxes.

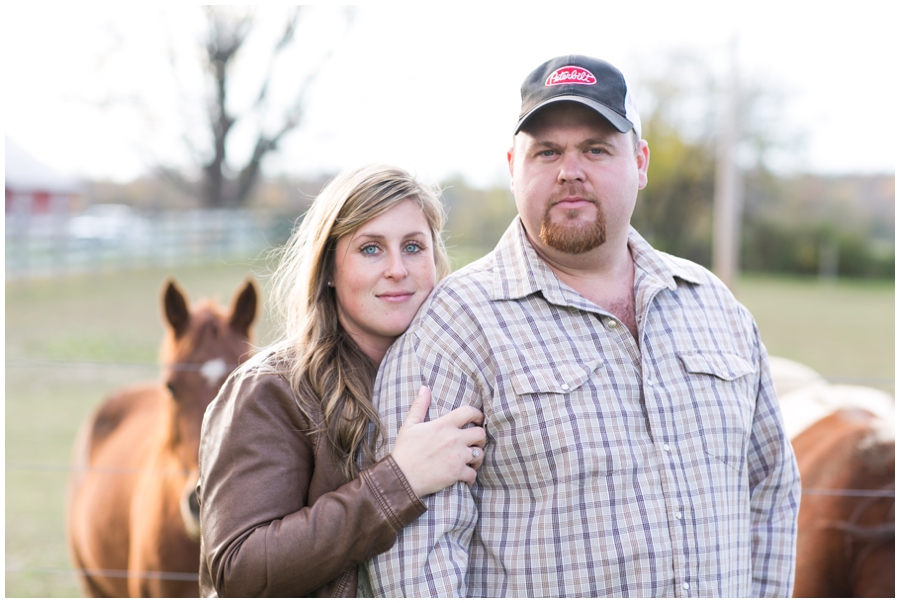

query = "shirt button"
[560,383,569,391]
[682,582,690,591]
[675,511,682,520]
[646,376,653,386]
[607,319,617,328]
[663,444,670,452]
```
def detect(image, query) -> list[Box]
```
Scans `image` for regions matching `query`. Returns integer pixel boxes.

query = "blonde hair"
[268,164,449,480]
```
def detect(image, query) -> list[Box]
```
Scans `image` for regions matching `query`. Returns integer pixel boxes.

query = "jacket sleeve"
[366,332,482,597]
[746,328,801,597]
[198,370,426,597]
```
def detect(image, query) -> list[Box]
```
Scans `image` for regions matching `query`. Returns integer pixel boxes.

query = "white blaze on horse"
[769,356,895,598]
[67,278,257,597]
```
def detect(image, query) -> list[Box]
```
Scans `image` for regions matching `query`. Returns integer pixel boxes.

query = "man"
[367,55,800,597]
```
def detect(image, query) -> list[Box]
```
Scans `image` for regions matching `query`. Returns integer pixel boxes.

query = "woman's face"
[332,198,437,363]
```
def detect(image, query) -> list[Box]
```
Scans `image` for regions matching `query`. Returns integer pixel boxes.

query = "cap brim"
[515,95,633,135]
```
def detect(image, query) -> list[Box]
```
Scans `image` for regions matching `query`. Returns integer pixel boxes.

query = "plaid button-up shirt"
[367,218,800,597]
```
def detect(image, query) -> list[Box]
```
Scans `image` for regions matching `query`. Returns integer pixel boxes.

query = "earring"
[327,281,333,287]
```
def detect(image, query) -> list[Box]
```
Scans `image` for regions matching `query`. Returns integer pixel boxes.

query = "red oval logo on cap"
[545,66,597,87]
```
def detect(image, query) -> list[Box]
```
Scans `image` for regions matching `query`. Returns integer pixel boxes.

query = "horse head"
[159,278,257,536]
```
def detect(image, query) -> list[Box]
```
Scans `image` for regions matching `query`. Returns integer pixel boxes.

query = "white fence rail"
[5,207,292,282]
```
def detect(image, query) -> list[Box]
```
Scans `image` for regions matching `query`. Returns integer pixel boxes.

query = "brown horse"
[791,407,894,597]
[770,357,895,598]
[67,278,257,597]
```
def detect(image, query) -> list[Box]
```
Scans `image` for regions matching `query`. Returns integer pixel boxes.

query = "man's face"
[508,102,649,256]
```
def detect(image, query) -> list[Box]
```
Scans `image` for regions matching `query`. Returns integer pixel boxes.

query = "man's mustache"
[547,187,599,208]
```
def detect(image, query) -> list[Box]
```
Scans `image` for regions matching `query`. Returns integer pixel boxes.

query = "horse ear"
[163,279,191,338]
[230,279,258,336]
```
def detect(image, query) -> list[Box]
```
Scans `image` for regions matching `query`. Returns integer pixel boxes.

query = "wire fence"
[5,356,895,587]
[7,357,896,385]
[5,565,200,582]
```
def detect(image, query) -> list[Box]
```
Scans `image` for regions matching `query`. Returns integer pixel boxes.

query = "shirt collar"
[490,218,703,302]
[627,227,704,289]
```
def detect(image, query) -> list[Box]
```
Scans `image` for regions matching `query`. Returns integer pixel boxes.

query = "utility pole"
[713,36,742,289]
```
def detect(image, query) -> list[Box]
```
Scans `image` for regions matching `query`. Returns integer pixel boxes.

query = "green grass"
[4,265,894,597]
[733,274,894,389]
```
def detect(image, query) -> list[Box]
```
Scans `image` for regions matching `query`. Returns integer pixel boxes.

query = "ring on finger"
[471,448,480,460]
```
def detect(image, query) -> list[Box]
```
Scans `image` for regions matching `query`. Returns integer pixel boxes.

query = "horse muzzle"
[180,471,201,542]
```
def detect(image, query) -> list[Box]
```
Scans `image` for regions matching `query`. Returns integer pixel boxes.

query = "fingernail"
[418,385,427,395]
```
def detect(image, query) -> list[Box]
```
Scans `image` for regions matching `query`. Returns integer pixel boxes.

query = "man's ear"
[636,140,650,190]
[507,146,515,192]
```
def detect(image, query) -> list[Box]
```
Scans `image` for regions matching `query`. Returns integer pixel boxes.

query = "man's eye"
[589,148,607,155]
[539,150,556,157]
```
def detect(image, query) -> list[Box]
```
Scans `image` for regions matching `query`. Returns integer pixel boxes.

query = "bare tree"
[175,7,348,208]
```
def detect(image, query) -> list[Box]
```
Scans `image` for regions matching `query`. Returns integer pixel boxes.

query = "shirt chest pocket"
[678,351,757,473]
[509,360,600,397]
[487,359,636,484]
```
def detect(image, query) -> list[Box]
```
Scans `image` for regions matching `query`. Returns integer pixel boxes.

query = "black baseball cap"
[515,55,641,139]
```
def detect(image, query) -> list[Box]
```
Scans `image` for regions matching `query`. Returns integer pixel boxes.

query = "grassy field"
[734,274,894,387]
[4,264,894,596]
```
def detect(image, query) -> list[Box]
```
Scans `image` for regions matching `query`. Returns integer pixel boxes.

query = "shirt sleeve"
[198,370,426,597]
[746,326,802,597]
[366,330,483,597]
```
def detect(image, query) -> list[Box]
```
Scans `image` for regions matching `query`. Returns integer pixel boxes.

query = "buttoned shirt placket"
[634,268,692,597]
[562,263,697,596]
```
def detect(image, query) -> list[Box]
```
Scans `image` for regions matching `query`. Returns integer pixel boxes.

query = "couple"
[197,55,800,597]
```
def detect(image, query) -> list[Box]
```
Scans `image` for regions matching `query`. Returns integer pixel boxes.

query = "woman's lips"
[377,291,414,302]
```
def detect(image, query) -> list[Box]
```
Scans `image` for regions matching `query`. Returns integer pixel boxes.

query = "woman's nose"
[384,251,409,279]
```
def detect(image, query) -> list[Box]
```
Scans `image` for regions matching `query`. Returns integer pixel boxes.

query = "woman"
[197,165,486,597]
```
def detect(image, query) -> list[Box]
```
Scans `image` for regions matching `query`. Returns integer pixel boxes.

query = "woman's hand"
[390,386,486,498]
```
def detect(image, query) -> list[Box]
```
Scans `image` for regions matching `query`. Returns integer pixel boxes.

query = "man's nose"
[558,152,586,183]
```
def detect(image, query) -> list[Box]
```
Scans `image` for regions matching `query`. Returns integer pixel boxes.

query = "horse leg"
[128,470,201,597]
[67,538,112,597]
[67,412,134,598]
[67,421,102,597]
[852,543,895,598]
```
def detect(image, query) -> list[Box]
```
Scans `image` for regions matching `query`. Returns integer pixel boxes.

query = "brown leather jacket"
[197,353,426,597]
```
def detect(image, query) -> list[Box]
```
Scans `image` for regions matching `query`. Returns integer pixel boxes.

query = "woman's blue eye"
[361,244,379,255]
[405,243,423,253]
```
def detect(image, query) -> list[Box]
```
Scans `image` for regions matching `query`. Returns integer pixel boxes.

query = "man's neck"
[529,230,639,339]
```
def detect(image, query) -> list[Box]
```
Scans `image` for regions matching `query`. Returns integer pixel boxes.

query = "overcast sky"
[4,3,897,188]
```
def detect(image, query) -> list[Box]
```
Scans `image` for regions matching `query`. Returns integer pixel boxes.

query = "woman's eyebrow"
[352,230,427,241]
